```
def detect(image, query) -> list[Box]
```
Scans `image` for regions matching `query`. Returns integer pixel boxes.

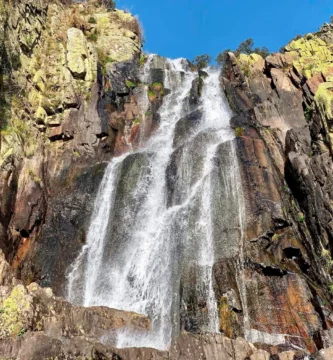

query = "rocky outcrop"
[0,0,147,292]
[221,22,333,355]
[0,248,321,360]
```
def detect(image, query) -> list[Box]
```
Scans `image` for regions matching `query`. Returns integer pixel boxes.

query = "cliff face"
[221,23,333,355]
[1,0,333,359]
[0,0,147,292]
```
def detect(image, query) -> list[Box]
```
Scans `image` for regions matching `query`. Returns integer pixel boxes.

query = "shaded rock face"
[221,24,333,355]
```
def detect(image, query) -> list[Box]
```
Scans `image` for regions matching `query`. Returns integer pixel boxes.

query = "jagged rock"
[221,26,333,353]
[66,28,89,79]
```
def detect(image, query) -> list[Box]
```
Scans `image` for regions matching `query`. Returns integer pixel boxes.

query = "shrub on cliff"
[99,0,116,11]
[192,54,212,69]
[216,38,270,67]
[215,50,231,68]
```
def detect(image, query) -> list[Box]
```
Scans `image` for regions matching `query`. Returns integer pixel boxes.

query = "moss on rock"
[0,285,33,338]
[285,36,333,79]
[237,53,264,77]
[315,82,333,120]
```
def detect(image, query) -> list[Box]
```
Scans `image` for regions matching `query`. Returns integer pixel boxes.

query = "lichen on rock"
[0,285,33,338]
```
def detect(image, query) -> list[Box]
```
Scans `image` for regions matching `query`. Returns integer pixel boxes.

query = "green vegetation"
[133,116,140,125]
[17,328,27,337]
[305,63,315,71]
[304,106,313,121]
[28,169,42,185]
[88,16,97,24]
[125,79,136,89]
[329,284,333,293]
[216,38,270,67]
[139,54,148,66]
[98,0,116,11]
[0,285,31,337]
[235,127,244,137]
[87,32,98,42]
[321,248,333,273]
[152,82,163,92]
[97,48,115,75]
[192,54,212,69]
[73,150,80,158]
[148,90,157,102]
[298,213,305,222]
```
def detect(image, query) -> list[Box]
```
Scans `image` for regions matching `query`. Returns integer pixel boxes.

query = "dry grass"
[67,8,89,31]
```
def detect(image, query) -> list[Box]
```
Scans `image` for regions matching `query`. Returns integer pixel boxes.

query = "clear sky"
[117,0,333,62]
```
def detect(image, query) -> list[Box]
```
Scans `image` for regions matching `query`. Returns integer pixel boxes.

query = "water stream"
[67,57,244,350]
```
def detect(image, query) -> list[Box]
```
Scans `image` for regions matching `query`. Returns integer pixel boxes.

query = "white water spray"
[67,58,245,350]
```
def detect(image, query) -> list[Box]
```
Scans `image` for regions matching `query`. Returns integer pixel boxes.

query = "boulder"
[66,27,88,79]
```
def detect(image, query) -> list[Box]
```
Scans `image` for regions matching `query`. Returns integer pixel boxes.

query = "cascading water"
[66,56,245,350]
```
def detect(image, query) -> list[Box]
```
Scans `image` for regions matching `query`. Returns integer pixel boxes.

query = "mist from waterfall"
[66,56,245,350]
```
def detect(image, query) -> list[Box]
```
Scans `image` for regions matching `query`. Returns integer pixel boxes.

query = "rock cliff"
[221,22,333,356]
[1,0,333,359]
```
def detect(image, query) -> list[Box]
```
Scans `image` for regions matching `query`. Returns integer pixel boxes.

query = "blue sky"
[117,0,333,62]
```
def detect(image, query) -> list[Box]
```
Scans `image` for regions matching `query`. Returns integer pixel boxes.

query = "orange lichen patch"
[12,237,31,270]
[246,271,320,352]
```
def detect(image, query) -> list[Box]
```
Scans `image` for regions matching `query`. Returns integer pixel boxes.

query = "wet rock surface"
[0,249,323,359]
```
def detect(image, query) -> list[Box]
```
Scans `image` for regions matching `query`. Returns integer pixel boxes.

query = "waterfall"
[66,57,245,350]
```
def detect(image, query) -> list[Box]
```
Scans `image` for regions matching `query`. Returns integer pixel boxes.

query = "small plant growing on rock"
[133,116,140,125]
[152,82,163,92]
[139,54,148,66]
[98,0,116,11]
[148,90,157,102]
[235,127,244,137]
[321,248,333,273]
[97,48,115,75]
[88,16,97,24]
[87,32,98,42]
[17,328,27,337]
[125,80,136,90]
[298,212,305,222]
[304,106,312,121]
[68,8,89,31]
